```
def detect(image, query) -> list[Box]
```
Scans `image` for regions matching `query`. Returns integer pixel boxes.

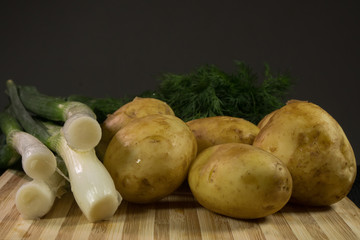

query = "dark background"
[0,1,359,204]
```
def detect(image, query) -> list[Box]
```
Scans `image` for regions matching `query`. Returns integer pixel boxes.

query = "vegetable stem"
[47,124,121,222]
[0,111,21,169]
[11,131,57,180]
[15,170,67,220]
[6,80,52,146]
[0,109,57,180]
[0,139,20,169]
[18,85,102,151]
[7,80,121,222]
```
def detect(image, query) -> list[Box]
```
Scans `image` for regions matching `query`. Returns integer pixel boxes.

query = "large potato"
[103,114,197,203]
[188,143,292,219]
[96,97,175,160]
[187,116,259,154]
[253,100,357,206]
[257,109,278,129]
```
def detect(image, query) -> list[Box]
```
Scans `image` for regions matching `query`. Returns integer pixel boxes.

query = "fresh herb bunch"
[143,61,292,124]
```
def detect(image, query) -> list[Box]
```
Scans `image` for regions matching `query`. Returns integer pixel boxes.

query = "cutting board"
[0,169,359,240]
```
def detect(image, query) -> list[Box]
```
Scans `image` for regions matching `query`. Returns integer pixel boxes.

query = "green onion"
[0,109,57,181]
[6,81,51,145]
[46,123,121,222]
[8,80,121,222]
[15,167,67,220]
[18,85,102,151]
[0,134,20,169]
[0,107,64,219]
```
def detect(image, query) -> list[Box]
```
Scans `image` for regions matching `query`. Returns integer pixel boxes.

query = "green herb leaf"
[144,61,292,124]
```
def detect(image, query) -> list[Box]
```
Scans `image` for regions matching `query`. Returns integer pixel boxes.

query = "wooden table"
[0,169,359,240]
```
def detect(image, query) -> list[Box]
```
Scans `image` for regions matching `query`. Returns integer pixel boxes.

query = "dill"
[143,61,292,124]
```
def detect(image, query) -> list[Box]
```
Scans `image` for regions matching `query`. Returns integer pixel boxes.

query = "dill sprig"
[145,61,292,124]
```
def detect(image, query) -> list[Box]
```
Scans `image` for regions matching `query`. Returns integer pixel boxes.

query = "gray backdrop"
[0,1,359,164]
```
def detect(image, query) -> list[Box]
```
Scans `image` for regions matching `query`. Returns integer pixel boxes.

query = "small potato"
[97,97,175,160]
[187,116,259,154]
[188,143,292,219]
[103,114,197,203]
[253,100,357,206]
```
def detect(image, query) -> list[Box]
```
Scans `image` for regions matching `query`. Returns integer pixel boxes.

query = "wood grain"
[0,169,359,240]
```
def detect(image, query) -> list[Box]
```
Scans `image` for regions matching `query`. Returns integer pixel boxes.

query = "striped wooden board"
[0,169,359,240]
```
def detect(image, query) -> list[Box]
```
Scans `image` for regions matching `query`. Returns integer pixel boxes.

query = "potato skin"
[188,143,292,219]
[103,114,197,203]
[187,116,259,154]
[253,100,357,206]
[257,110,278,129]
[97,97,175,160]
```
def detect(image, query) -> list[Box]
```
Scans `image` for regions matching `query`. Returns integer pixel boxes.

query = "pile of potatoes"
[99,97,357,219]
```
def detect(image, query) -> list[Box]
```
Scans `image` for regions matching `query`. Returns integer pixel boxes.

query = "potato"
[188,143,292,219]
[103,114,197,203]
[257,109,278,129]
[187,116,259,154]
[253,100,357,206]
[96,97,175,160]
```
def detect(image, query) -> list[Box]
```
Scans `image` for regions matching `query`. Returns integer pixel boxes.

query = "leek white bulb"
[15,172,66,220]
[62,102,102,151]
[12,131,56,181]
[16,180,55,220]
[56,134,121,222]
[63,113,102,151]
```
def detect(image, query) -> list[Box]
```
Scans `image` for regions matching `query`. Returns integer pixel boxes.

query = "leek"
[0,110,57,181]
[15,167,67,220]
[18,85,101,151]
[8,80,121,222]
[0,134,20,169]
[47,123,121,222]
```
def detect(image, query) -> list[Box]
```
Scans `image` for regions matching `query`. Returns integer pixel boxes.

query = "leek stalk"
[48,124,121,222]
[18,85,101,151]
[7,80,121,222]
[15,167,67,220]
[0,134,20,169]
[0,110,57,180]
